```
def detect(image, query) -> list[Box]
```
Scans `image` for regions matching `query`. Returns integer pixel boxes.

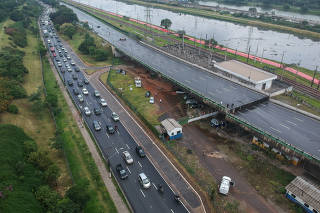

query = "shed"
[161,118,182,140]
[285,176,320,213]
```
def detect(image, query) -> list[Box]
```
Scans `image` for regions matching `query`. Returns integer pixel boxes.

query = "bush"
[7,104,18,114]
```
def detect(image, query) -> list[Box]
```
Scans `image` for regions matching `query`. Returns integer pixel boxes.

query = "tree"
[44,164,60,186]
[160,18,172,29]
[28,151,52,171]
[50,5,78,25]
[38,42,47,57]
[35,185,61,211]
[56,198,80,213]
[66,179,90,210]
[78,33,95,54]
[60,23,77,39]
[94,48,109,61]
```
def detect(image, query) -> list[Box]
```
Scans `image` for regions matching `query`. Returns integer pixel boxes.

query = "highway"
[63,3,320,161]
[40,9,189,213]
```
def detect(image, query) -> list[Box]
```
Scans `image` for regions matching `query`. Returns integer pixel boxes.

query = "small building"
[285,176,320,213]
[135,77,141,87]
[248,7,258,17]
[214,60,277,90]
[161,118,182,140]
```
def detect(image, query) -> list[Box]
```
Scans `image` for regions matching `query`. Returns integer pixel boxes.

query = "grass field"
[43,57,117,212]
[106,70,160,125]
[0,32,72,194]
[0,19,15,49]
[60,28,112,67]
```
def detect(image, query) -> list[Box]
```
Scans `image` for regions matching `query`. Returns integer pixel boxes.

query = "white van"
[138,173,151,189]
[219,176,233,195]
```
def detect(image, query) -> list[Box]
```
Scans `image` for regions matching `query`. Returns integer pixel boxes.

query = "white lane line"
[140,189,145,198]
[115,147,119,154]
[117,130,120,136]
[184,79,191,84]
[126,144,130,149]
[127,166,131,174]
[280,124,290,130]
[286,120,297,126]
[295,117,303,122]
[199,76,206,81]
[138,161,142,168]
[106,133,109,139]
[152,183,158,190]
[270,127,281,133]
[170,209,174,213]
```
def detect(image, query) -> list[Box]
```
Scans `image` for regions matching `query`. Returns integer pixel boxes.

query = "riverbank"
[118,0,320,40]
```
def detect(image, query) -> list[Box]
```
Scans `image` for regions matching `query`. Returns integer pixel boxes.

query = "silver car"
[122,151,133,164]
[84,106,91,116]
[138,173,151,189]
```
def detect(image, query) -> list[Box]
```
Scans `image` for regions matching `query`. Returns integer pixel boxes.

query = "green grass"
[106,70,160,125]
[0,19,15,49]
[43,57,117,212]
[60,28,112,67]
[0,32,73,194]
[0,124,42,213]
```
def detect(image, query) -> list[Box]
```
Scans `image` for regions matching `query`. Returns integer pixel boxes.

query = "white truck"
[219,176,234,195]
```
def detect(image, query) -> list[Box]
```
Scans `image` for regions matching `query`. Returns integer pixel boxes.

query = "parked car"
[94,107,102,115]
[136,146,146,158]
[93,120,101,131]
[82,88,88,95]
[219,176,234,195]
[106,125,115,134]
[73,88,79,95]
[111,112,119,122]
[116,164,128,180]
[100,98,107,107]
[94,90,100,97]
[77,94,84,102]
[67,80,73,86]
[149,96,154,104]
[122,151,133,164]
[138,173,150,189]
[84,107,91,116]
[210,118,220,128]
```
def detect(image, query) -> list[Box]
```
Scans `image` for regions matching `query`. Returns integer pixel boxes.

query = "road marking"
[106,133,109,138]
[280,124,290,130]
[126,144,130,149]
[127,166,131,174]
[170,209,174,213]
[117,130,120,135]
[199,76,206,81]
[115,147,119,154]
[286,121,297,126]
[152,183,158,190]
[270,127,281,133]
[295,117,303,122]
[140,189,145,198]
[184,79,191,84]
[138,161,142,168]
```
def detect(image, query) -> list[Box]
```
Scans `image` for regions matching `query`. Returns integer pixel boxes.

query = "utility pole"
[280,51,286,80]
[247,46,251,63]
[311,66,318,87]
[144,7,152,40]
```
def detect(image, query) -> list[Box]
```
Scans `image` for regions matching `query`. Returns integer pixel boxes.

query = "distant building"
[248,7,257,17]
[214,60,277,90]
[285,176,320,213]
[161,118,182,140]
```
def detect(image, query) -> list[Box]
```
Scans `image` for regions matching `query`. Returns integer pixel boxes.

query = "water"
[198,1,320,23]
[75,0,320,70]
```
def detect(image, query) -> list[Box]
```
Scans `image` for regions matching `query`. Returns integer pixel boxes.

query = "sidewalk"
[48,58,130,213]
[90,70,205,213]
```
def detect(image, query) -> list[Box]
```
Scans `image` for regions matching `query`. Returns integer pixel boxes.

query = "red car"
[50,47,55,52]
[53,52,56,57]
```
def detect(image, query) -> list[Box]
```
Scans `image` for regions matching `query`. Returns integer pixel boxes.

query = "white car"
[78,94,84,102]
[149,97,154,104]
[100,98,107,107]
[84,107,91,116]
[138,173,151,189]
[219,176,233,195]
[82,88,89,95]
[71,61,75,66]
[94,90,100,97]
[111,112,119,122]
[122,151,133,164]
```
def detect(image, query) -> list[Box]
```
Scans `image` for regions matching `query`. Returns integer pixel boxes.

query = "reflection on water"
[74,0,320,70]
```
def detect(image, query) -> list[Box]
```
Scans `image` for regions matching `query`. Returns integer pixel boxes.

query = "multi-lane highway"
[63,3,320,161]
[40,8,189,213]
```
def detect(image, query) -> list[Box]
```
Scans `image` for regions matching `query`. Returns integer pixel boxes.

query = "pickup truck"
[116,164,128,180]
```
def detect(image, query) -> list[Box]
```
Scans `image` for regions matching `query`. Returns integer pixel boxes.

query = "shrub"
[7,104,18,114]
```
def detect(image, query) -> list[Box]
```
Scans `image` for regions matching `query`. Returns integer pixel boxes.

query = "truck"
[219,176,234,195]
[116,164,128,180]
[135,77,141,87]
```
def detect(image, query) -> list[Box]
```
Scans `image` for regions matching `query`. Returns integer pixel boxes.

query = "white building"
[214,60,277,90]
[161,118,182,140]
[285,176,320,213]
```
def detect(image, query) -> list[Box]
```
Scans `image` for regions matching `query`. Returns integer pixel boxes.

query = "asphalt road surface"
[40,11,189,213]
[237,102,320,160]
[63,3,267,109]
[64,3,320,161]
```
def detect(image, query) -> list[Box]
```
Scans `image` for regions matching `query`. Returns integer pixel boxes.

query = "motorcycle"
[174,194,181,205]
[158,184,164,193]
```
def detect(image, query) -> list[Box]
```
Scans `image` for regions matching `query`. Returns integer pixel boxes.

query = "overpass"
[65,3,320,163]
